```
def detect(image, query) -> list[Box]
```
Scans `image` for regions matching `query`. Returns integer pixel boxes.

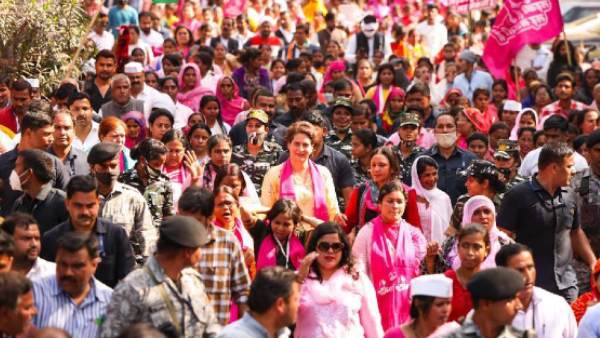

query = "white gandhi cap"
[503,99,522,112]
[124,62,144,74]
[410,274,453,298]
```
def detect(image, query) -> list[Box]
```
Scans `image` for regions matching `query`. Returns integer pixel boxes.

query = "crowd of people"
[2,0,600,337]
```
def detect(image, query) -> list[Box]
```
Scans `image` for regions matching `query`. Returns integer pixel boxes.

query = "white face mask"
[435,132,457,148]
[9,169,24,191]
[361,22,378,38]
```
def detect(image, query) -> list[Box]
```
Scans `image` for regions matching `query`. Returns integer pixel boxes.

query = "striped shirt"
[33,275,112,338]
[197,225,251,325]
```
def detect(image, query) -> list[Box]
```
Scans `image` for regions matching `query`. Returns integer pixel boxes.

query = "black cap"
[459,160,500,179]
[468,267,524,301]
[159,215,211,248]
[87,142,121,165]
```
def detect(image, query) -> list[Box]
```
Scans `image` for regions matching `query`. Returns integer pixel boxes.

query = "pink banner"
[447,0,495,14]
[482,0,563,79]
[223,0,245,18]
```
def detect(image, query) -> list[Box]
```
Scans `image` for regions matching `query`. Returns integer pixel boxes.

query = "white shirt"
[88,30,115,51]
[516,44,552,81]
[26,257,56,283]
[133,85,177,121]
[72,121,100,152]
[415,20,448,58]
[140,29,164,49]
[512,287,577,338]
[578,303,600,338]
[519,147,589,177]
[173,101,195,130]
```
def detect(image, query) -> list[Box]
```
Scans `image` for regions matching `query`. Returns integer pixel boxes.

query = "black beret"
[159,215,210,248]
[468,267,524,301]
[587,128,600,149]
[87,142,121,165]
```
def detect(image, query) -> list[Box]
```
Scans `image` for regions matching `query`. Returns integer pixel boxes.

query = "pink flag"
[482,0,563,79]
[223,0,245,18]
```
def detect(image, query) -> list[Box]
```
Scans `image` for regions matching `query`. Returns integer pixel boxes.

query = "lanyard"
[273,235,290,268]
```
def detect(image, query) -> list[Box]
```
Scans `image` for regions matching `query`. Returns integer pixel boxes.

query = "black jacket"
[209,37,239,54]
[41,218,136,288]
[11,185,69,235]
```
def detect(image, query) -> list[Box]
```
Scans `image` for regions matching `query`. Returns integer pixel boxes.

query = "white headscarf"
[509,108,538,140]
[411,156,453,243]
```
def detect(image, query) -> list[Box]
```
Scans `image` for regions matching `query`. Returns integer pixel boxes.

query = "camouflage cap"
[399,112,420,127]
[246,109,269,124]
[494,139,520,160]
[331,98,354,113]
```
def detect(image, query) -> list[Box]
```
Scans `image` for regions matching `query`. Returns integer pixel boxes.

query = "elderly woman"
[261,121,340,225]
[384,274,459,338]
[422,195,512,275]
[216,76,250,126]
[121,111,146,149]
[295,222,384,338]
[99,116,134,172]
[353,180,427,330]
[176,63,213,113]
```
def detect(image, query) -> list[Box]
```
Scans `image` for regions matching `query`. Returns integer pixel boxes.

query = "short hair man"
[99,74,145,119]
[0,79,33,134]
[0,232,14,272]
[444,267,529,337]
[88,142,155,263]
[1,212,55,281]
[178,187,251,325]
[68,92,101,153]
[33,232,112,338]
[541,72,588,120]
[499,143,596,302]
[100,216,221,338]
[11,149,69,234]
[218,267,299,338]
[495,244,577,337]
[84,50,116,112]
[41,175,135,287]
[48,110,90,176]
[0,271,36,336]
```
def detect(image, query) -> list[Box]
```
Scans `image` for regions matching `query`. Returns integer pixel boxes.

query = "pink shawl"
[256,232,305,270]
[177,63,214,113]
[280,159,329,222]
[216,76,248,126]
[370,215,423,330]
[320,59,346,93]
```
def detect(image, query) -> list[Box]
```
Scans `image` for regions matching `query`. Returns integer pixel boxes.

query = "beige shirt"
[260,163,339,223]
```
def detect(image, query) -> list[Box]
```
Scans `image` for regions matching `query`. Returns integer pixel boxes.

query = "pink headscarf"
[177,63,214,113]
[121,111,146,149]
[463,107,492,134]
[216,76,248,126]
[320,59,346,92]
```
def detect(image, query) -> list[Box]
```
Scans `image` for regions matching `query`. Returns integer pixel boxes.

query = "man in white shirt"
[516,44,552,80]
[123,62,175,120]
[87,13,115,52]
[496,243,577,338]
[138,11,163,50]
[68,92,100,152]
[415,4,448,59]
[519,115,588,177]
[1,213,55,283]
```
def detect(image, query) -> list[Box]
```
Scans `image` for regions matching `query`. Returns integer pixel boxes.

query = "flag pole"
[513,59,521,101]
[64,9,100,79]
[562,28,572,66]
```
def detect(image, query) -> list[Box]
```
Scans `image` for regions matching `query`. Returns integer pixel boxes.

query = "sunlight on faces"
[378,190,406,223]
[315,233,343,272]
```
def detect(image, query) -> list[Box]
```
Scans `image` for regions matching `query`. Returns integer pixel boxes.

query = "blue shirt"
[33,275,112,338]
[217,313,290,338]
[452,70,494,102]
[577,303,600,338]
[108,6,138,36]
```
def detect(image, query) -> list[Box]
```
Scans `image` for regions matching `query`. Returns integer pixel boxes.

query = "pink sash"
[256,233,305,270]
[370,215,419,331]
[280,160,329,222]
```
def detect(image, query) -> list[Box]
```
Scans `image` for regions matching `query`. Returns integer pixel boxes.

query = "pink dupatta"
[280,159,329,222]
[216,76,248,126]
[256,231,305,270]
[370,215,423,330]
[177,63,214,113]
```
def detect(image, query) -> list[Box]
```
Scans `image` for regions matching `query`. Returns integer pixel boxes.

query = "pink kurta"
[295,268,384,338]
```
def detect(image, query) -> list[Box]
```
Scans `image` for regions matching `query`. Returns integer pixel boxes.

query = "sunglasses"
[316,241,344,253]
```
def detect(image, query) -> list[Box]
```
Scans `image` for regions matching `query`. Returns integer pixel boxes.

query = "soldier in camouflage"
[392,111,424,186]
[118,139,174,228]
[325,98,354,160]
[231,109,283,195]
[100,216,220,338]
[350,128,379,186]
[572,130,600,293]
[494,139,526,203]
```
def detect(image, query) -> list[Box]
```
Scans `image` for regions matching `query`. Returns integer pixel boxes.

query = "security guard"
[392,111,424,186]
[572,129,600,293]
[494,139,526,203]
[444,267,535,338]
[100,215,221,338]
[325,98,354,160]
[231,109,283,196]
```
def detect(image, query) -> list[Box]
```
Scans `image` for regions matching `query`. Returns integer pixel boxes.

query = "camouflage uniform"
[572,169,600,294]
[497,174,527,204]
[351,159,370,186]
[100,256,221,338]
[119,168,175,228]
[394,145,424,186]
[231,141,283,195]
[326,130,353,160]
[443,317,535,338]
